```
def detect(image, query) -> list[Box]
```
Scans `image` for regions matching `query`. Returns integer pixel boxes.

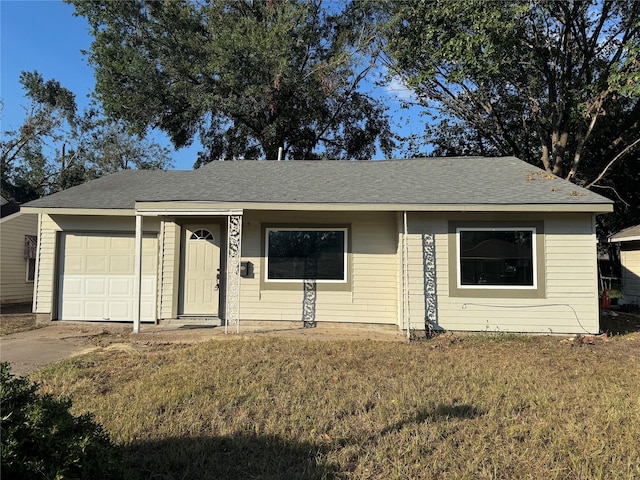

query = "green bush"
[0,362,124,479]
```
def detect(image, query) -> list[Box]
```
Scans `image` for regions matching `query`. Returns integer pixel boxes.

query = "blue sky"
[1,0,422,170]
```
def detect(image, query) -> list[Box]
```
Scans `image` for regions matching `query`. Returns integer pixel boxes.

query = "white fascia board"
[135,202,243,216]
[0,211,24,223]
[609,235,640,243]
[19,207,135,216]
[152,202,613,213]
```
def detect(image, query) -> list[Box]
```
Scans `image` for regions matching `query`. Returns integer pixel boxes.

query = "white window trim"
[265,227,348,284]
[456,227,537,290]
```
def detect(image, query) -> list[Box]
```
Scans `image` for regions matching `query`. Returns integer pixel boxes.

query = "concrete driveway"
[1,320,404,375]
[1,323,126,375]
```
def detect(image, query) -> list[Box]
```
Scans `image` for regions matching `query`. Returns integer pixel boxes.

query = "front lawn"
[32,333,640,479]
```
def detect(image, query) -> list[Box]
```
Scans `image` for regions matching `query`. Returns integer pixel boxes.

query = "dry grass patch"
[32,334,640,479]
[0,314,40,335]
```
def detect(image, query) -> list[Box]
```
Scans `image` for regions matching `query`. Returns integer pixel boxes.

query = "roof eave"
[21,201,613,216]
[20,207,136,216]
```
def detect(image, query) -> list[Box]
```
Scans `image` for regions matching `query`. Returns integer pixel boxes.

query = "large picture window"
[265,228,347,282]
[457,227,536,289]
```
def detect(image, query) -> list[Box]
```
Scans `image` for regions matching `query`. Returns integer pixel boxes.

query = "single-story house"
[609,225,640,307]
[22,157,612,334]
[1,196,38,306]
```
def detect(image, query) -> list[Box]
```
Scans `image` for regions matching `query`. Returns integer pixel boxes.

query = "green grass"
[32,334,640,479]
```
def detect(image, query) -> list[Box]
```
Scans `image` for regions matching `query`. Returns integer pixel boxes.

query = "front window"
[265,228,347,282]
[457,228,536,289]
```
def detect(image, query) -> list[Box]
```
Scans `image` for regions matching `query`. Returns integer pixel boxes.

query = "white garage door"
[58,233,157,322]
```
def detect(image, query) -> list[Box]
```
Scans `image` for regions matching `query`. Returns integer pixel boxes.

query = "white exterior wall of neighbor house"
[33,214,161,320]
[405,212,600,334]
[0,213,38,304]
[238,210,399,324]
[619,243,640,303]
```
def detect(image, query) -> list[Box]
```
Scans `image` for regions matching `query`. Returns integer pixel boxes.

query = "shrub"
[0,362,124,479]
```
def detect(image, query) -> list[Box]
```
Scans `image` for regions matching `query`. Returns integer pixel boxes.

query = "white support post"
[133,214,143,333]
[403,211,411,340]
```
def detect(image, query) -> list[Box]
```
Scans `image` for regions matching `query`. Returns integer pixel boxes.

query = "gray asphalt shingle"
[25,157,611,210]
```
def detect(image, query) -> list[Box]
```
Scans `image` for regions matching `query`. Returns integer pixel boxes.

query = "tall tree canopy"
[383,0,640,230]
[67,0,393,164]
[1,71,172,203]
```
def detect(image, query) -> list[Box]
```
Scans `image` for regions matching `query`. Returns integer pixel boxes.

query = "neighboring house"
[22,157,612,334]
[609,225,640,307]
[1,196,38,305]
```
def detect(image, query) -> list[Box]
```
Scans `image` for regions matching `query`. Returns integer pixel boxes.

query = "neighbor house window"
[457,227,537,289]
[265,228,347,282]
[24,235,37,282]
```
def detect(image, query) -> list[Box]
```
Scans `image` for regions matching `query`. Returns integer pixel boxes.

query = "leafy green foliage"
[0,362,123,480]
[1,71,172,203]
[68,0,393,163]
[383,0,640,231]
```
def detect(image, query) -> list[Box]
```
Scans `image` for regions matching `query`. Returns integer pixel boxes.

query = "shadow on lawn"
[124,433,338,480]
[381,403,482,436]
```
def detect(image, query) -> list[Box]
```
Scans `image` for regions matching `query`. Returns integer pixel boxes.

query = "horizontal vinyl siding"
[159,220,179,319]
[34,215,57,314]
[239,211,399,324]
[406,213,599,334]
[620,248,640,300]
[0,214,38,304]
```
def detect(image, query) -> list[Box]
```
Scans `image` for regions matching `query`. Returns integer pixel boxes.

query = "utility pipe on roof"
[277,147,283,161]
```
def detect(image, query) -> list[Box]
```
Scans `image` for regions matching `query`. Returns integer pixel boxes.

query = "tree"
[382,0,640,230]
[67,0,394,164]
[1,363,124,479]
[1,71,172,203]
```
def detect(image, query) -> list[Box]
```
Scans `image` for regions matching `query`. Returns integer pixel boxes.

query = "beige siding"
[620,244,640,301]
[33,214,57,315]
[0,213,38,304]
[159,220,180,319]
[238,211,399,324]
[33,214,160,319]
[405,212,599,334]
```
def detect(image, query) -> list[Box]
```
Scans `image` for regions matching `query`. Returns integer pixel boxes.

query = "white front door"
[180,225,221,315]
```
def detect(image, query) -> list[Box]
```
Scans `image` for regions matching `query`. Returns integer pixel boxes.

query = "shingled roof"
[610,224,640,242]
[24,157,612,211]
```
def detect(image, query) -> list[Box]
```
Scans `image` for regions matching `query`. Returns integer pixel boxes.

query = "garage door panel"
[110,237,133,250]
[108,302,132,320]
[140,301,155,319]
[141,276,155,295]
[84,301,107,318]
[63,277,83,295]
[86,278,107,295]
[64,256,85,273]
[109,255,133,274]
[59,233,157,322]
[87,236,110,250]
[107,277,132,296]
[85,255,108,273]
[65,234,85,249]
[62,301,83,318]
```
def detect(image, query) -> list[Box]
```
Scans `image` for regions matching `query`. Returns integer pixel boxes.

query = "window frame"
[456,227,537,290]
[261,224,351,291]
[263,226,349,285]
[448,221,545,299]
